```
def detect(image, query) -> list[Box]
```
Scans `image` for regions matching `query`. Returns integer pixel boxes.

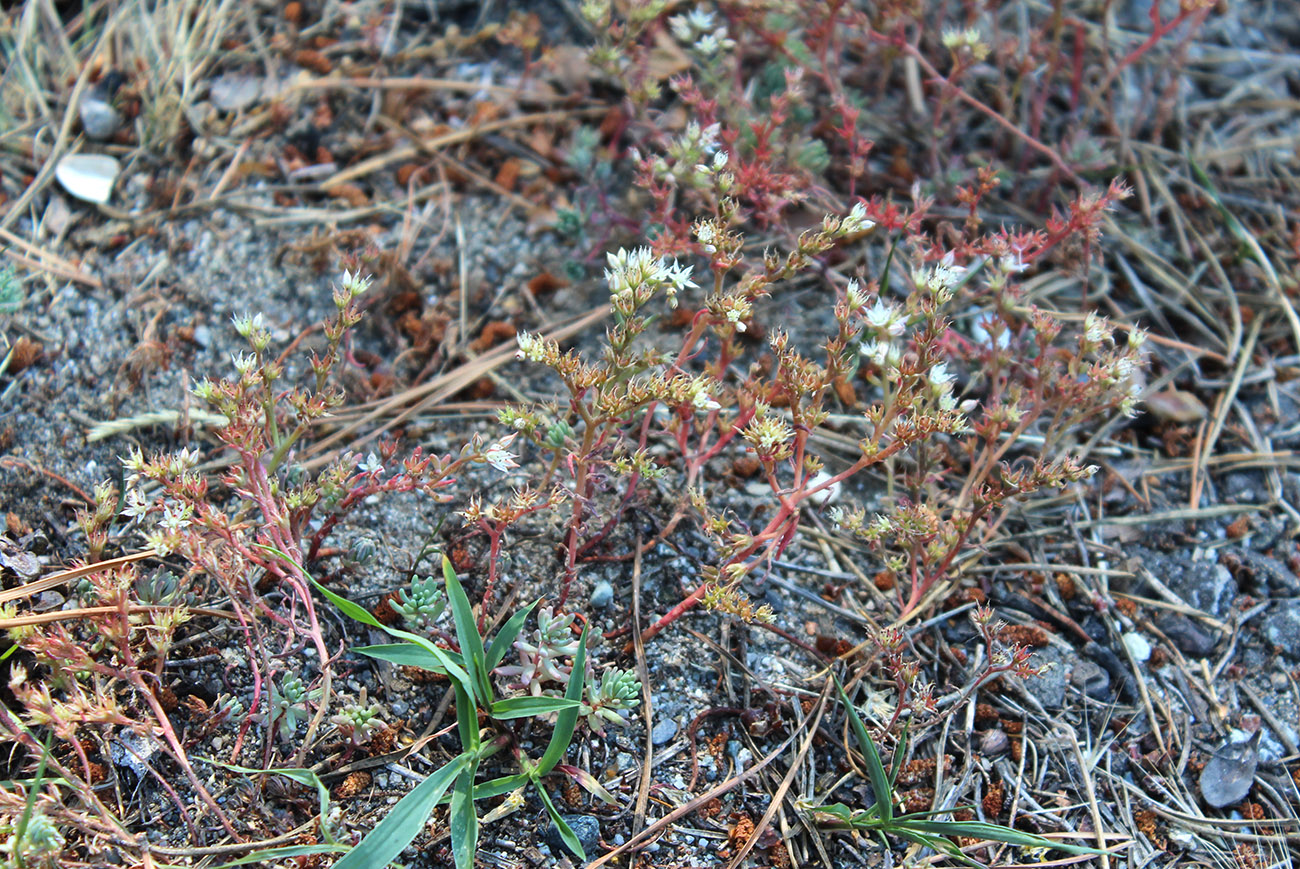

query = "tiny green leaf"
[486,599,540,671]
[490,696,583,720]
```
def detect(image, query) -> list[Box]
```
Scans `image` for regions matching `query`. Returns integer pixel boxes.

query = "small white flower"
[121,489,149,520]
[999,253,1028,274]
[928,362,955,390]
[231,351,257,375]
[840,202,875,236]
[515,332,546,362]
[864,300,904,336]
[358,453,384,475]
[484,434,520,474]
[1084,312,1110,345]
[159,503,193,532]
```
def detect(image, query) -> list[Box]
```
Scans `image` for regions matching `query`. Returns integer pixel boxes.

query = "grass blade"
[332,755,467,869]
[899,819,1106,855]
[354,643,449,674]
[209,761,336,843]
[537,782,586,860]
[471,772,532,800]
[443,556,490,704]
[486,599,539,671]
[204,844,348,868]
[449,758,479,869]
[537,626,586,776]
[835,676,893,822]
[490,696,582,719]
[454,680,479,753]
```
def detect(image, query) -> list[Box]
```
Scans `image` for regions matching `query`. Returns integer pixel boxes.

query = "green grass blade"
[835,677,893,822]
[891,829,984,868]
[454,680,479,753]
[537,626,586,776]
[332,755,467,869]
[471,772,532,800]
[486,599,539,671]
[354,643,450,674]
[898,819,1105,855]
[443,556,490,705]
[890,723,909,788]
[450,758,479,869]
[490,696,582,719]
[537,782,587,860]
[205,844,348,868]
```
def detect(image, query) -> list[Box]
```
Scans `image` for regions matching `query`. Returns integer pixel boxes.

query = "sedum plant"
[511,184,1144,641]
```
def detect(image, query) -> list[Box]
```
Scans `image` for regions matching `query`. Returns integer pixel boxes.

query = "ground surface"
[1,2,1299,868]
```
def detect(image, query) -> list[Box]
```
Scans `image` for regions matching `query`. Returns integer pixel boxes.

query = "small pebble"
[590,579,614,609]
[651,718,678,746]
[1122,632,1152,662]
[979,729,1009,756]
[79,95,121,140]
[544,814,600,858]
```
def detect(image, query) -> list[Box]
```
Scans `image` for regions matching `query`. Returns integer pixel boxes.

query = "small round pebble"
[651,718,678,746]
[590,580,615,609]
[545,814,600,857]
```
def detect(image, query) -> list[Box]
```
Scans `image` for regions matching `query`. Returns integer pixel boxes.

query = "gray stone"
[1021,646,1069,709]
[1262,601,1300,657]
[650,718,678,746]
[545,814,600,857]
[590,579,614,609]
[1155,612,1217,657]
[1134,548,1237,617]
[1069,660,1111,702]
[1199,732,1259,808]
[79,95,121,140]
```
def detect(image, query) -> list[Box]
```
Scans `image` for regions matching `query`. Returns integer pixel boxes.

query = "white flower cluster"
[912,253,966,301]
[605,246,697,310]
[668,6,735,56]
[840,202,875,236]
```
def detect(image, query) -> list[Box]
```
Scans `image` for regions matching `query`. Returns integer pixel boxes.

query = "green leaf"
[454,680,479,753]
[205,844,348,869]
[332,755,467,869]
[537,782,587,860]
[490,696,583,720]
[381,628,472,689]
[898,819,1105,855]
[537,626,586,776]
[443,555,490,705]
[890,723,910,788]
[835,677,893,822]
[450,759,479,869]
[251,544,385,632]
[486,599,539,671]
[354,643,449,674]
[472,772,532,801]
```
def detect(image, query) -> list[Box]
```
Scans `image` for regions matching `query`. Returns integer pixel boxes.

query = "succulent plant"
[389,574,447,635]
[330,702,386,747]
[495,607,579,695]
[582,666,641,735]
